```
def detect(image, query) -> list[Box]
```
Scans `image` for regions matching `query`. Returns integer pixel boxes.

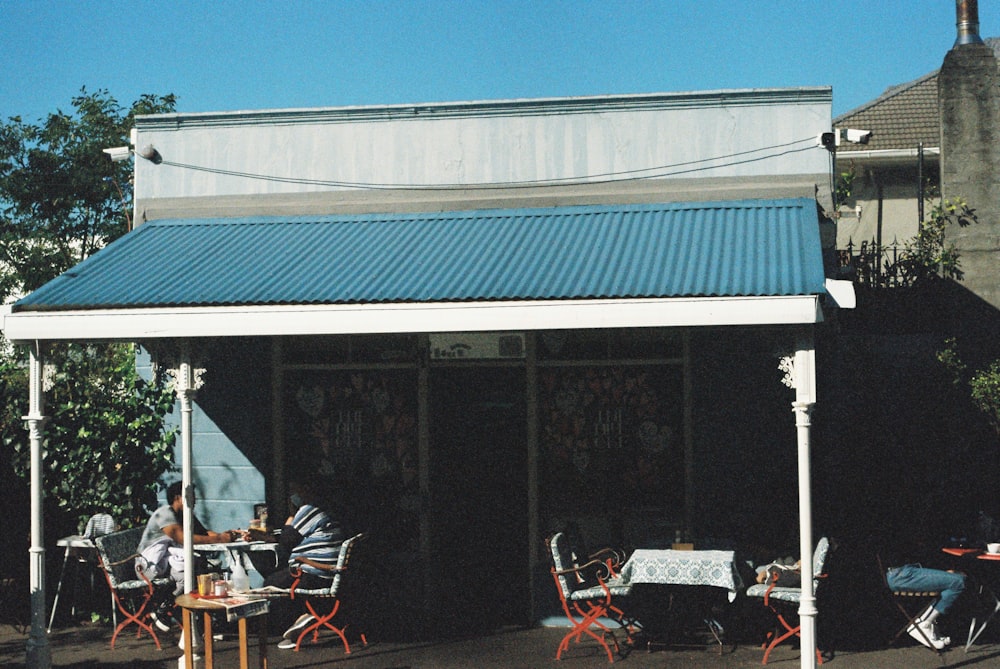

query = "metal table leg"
[966,583,1000,652]
[47,545,72,632]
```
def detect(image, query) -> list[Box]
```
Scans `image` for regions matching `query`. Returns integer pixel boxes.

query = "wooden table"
[175,593,269,669]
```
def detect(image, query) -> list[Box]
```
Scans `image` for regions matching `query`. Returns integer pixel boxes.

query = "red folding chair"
[94,527,173,650]
[281,532,369,653]
[745,537,829,665]
[547,532,634,663]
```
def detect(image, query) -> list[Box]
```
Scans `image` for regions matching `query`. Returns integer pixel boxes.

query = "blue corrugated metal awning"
[14,199,825,312]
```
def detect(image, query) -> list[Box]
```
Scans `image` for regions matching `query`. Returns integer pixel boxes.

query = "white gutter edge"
[1,295,824,342]
[836,146,940,162]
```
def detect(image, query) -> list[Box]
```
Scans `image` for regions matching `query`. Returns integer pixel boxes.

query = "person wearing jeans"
[887,563,966,649]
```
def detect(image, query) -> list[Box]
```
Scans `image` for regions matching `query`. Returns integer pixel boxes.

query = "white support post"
[794,398,817,669]
[167,350,205,597]
[780,337,818,669]
[25,345,51,669]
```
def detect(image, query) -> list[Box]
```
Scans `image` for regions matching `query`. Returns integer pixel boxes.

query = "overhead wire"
[155,135,822,191]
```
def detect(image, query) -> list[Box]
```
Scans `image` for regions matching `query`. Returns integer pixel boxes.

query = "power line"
[156,136,820,191]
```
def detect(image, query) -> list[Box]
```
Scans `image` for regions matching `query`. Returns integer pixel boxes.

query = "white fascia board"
[836,147,940,165]
[1,295,822,343]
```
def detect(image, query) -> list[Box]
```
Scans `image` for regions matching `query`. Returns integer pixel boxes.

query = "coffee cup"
[987,543,1000,554]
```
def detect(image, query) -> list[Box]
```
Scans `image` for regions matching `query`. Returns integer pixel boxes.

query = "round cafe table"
[940,547,1000,651]
[175,593,269,669]
[967,552,1000,651]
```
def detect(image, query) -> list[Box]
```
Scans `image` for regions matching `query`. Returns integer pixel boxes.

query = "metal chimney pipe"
[955,0,984,46]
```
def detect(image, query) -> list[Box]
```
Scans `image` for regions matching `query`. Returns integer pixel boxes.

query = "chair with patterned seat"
[94,527,173,650]
[256,532,369,654]
[547,532,634,663]
[746,536,830,665]
[562,531,640,639]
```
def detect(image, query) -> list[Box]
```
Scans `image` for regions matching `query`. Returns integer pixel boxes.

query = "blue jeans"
[887,564,966,614]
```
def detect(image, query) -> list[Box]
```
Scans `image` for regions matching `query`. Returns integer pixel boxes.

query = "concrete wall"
[836,164,929,250]
[150,340,270,537]
[939,42,1000,310]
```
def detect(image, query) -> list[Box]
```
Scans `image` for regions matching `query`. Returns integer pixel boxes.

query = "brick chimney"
[939,0,1000,310]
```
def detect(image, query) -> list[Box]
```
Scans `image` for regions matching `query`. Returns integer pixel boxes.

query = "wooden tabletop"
[175,593,228,611]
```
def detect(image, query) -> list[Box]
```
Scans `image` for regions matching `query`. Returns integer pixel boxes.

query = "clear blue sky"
[2,0,995,124]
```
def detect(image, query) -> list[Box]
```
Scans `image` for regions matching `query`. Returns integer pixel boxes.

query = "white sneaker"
[282,613,315,639]
[277,638,298,650]
[907,619,948,649]
[923,619,951,648]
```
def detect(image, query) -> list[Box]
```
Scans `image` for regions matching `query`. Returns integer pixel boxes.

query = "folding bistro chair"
[94,527,173,650]
[876,553,945,661]
[547,532,633,663]
[746,537,829,665]
[263,532,369,653]
[562,532,641,639]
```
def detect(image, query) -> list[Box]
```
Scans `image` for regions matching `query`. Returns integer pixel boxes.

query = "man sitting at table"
[137,480,241,631]
[251,476,345,649]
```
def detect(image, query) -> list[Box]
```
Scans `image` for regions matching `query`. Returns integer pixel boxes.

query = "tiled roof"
[13,199,826,312]
[834,37,1000,154]
[834,71,940,153]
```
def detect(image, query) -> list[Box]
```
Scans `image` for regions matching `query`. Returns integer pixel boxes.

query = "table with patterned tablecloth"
[619,549,744,601]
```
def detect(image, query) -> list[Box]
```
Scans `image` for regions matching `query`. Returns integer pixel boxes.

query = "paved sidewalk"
[3,623,1000,669]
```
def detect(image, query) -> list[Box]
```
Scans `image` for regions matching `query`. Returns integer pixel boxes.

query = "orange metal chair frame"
[95,529,166,651]
[283,533,368,654]
[551,563,621,663]
[570,544,639,640]
[759,573,824,666]
[548,533,634,664]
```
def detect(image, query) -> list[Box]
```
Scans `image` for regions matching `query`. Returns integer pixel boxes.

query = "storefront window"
[284,369,419,549]
[538,364,685,513]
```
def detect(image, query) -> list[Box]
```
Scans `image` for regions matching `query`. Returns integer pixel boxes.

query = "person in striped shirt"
[262,477,345,647]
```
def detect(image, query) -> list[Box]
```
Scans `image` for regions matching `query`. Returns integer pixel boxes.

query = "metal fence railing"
[836,238,907,288]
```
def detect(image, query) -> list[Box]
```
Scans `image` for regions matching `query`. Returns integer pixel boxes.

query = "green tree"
[3,344,178,528]
[0,88,179,530]
[0,88,175,297]
[892,197,976,286]
[938,338,1000,442]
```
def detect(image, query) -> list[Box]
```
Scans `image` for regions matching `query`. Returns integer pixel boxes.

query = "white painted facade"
[132,89,833,219]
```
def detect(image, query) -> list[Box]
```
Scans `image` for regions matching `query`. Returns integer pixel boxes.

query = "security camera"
[843,129,872,145]
[102,146,132,162]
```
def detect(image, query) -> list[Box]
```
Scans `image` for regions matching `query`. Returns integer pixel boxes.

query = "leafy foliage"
[4,343,177,529]
[0,89,179,530]
[843,195,977,289]
[834,161,856,209]
[937,338,1000,441]
[893,197,976,286]
[0,88,176,301]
